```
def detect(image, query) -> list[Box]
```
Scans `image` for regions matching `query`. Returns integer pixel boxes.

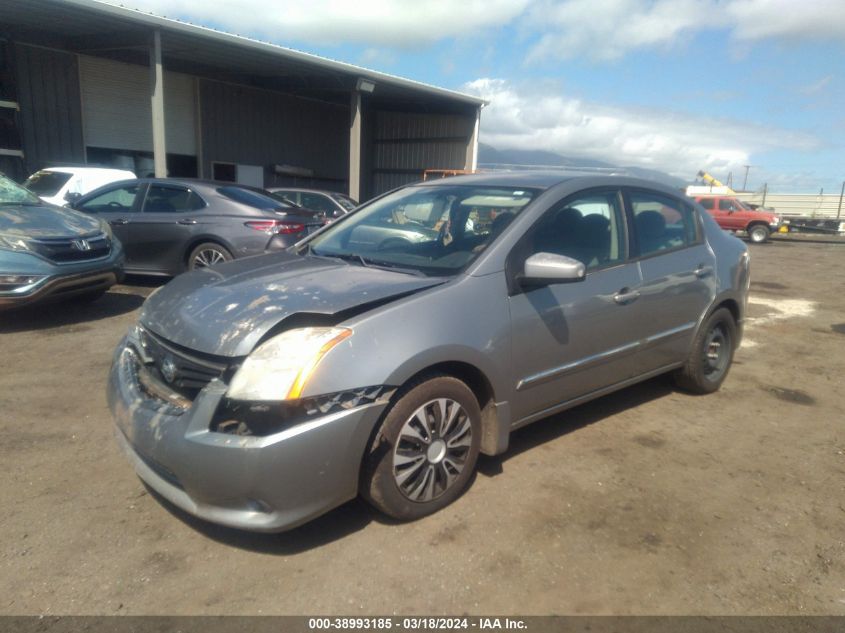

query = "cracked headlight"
[227,327,352,401]
[0,234,31,252]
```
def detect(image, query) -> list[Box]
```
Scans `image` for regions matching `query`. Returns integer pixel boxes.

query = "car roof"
[268,187,348,196]
[412,169,680,192]
[129,178,274,193]
[38,166,136,177]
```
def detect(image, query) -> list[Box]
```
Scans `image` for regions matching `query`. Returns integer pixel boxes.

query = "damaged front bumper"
[107,334,390,532]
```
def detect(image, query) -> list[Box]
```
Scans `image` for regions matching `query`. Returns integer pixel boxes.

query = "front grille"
[137,328,229,399]
[29,232,111,263]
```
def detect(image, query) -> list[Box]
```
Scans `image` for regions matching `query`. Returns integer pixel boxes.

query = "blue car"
[0,173,124,310]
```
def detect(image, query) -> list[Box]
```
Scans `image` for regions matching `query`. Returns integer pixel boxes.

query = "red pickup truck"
[693,195,781,243]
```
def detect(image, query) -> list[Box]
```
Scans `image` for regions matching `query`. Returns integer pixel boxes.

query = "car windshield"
[23,171,72,196]
[305,184,538,276]
[0,173,41,205]
[331,193,357,211]
[267,192,300,208]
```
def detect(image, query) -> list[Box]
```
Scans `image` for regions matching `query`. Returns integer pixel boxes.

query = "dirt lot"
[1,239,844,616]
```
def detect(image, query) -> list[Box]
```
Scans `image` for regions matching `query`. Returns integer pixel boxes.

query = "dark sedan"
[268,187,357,219]
[71,179,325,275]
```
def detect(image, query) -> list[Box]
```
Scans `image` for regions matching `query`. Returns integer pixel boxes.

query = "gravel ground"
[1,240,844,615]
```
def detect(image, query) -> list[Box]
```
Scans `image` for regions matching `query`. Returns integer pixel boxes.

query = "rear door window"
[142,185,205,213]
[630,191,699,257]
[698,198,715,210]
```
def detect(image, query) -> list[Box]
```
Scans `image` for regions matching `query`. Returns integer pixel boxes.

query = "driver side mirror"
[520,252,586,286]
[64,191,82,207]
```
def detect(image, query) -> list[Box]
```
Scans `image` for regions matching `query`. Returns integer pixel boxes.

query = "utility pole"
[742,165,751,191]
[762,183,768,207]
[837,180,844,221]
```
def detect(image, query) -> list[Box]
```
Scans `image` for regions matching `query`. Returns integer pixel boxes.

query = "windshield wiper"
[355,258,427,277]
[308,247,369,267]
[306,247,425,276]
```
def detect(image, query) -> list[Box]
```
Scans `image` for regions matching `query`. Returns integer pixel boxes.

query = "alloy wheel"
[192,247,227,269]
[392,398,473,503]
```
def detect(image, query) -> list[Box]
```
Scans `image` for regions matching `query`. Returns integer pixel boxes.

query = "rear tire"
[673,308,737,394]
[747,224,769,243]
[187,242,232,271]
[361,375,481,521]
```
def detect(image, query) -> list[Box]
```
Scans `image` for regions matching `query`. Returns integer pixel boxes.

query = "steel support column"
[349,89,362,201]
[149,29,167,178]
[465,106,481,172]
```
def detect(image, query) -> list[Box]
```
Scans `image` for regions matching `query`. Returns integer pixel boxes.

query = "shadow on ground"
[147,375,675,554]
[0,276,163,333]
[477,375,674,477]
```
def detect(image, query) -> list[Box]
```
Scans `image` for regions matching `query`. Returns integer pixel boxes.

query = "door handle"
[694,264,714,278]
[109,218,129,225]
[178,218,197,225]
[613,288,640,305]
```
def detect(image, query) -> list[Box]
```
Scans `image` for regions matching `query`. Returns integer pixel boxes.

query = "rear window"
[24,171,72,196]
[217,186,288,210]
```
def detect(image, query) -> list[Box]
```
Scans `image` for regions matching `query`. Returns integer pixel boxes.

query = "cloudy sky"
[114,0,845,192]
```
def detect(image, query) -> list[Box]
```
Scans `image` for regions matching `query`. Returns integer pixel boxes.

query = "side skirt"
[510,362,683,431]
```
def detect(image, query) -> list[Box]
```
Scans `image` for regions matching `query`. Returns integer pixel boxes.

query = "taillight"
[245,220,305,234]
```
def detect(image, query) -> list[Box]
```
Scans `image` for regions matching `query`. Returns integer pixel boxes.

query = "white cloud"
[465,78,820,179]
[799,75,833,95]
[524,0,845,63]
[525,0,711,62]
[357,48,398,68]
[726,0,845,42]
[113,0,845,58]
[116,0,531,48]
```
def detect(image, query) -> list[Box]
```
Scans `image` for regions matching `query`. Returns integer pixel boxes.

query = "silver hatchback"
[108,172,749,532]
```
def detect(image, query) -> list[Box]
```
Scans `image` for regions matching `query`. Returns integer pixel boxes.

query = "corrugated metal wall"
[735,192,845,218]
[14,43,85,174]
[199,79,348,187]
[371,111,474,195]
[78,55,197,155]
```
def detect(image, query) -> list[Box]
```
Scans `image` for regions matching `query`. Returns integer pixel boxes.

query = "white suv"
[23,166,136,207]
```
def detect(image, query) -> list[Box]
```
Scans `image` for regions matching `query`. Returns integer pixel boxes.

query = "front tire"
[673,307,737,394]
[747,224,770,243]
[188,242,232,271]
[361,375,481,521]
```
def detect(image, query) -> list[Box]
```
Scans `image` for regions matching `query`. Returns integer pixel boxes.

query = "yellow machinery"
[697,170,736,194]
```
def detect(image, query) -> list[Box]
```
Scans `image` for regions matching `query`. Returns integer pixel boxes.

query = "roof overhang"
[0,0,487,112]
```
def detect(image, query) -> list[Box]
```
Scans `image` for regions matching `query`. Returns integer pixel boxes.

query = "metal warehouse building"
[0,0,484,201]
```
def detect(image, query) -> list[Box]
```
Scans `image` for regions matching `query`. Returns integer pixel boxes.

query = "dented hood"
[140,252,445,357]
[0,203,101,238]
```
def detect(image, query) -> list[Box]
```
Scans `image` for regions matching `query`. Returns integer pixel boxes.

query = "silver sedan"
[108,172,749,531]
